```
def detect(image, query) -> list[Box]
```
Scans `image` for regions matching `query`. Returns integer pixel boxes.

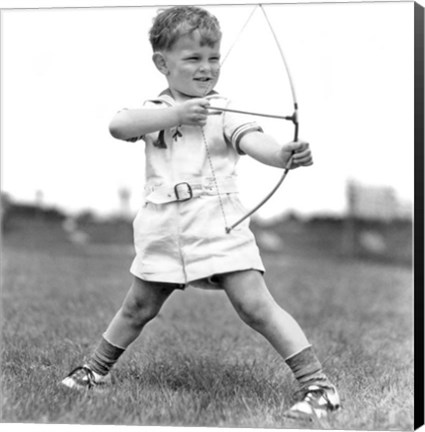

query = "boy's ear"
[152,52,169,75]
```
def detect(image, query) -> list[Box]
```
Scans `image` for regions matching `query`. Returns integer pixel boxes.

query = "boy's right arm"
[109,107,181,141]
[109,98,210,141]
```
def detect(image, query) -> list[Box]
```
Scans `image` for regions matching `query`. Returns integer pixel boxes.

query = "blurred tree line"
[1,192,412,266]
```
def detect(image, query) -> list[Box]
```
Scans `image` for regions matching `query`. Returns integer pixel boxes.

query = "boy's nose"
[199,62,210,73]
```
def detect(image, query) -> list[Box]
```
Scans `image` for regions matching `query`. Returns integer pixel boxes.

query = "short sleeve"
[220,99,263,155]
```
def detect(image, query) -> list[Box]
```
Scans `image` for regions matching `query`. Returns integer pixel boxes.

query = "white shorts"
[130,193,265,289]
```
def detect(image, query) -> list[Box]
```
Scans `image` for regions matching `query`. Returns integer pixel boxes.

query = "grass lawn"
[1,224,414,430]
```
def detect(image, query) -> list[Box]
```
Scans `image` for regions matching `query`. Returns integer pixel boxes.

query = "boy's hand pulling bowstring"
[176,98,210,127]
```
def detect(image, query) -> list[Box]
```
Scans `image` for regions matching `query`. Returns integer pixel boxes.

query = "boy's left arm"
[239,131,313,169]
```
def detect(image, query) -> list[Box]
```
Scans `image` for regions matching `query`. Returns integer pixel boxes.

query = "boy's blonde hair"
[149,6,222,52]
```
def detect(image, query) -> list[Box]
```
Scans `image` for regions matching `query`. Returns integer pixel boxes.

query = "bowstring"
[219,4,260,66]
[200,120,229,231]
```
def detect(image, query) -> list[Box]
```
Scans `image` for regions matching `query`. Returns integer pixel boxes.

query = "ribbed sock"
[285,346,332,391]
[85,335,125,376]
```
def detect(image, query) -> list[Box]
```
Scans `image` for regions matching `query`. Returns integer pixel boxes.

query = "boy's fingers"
[286,140,309,153]
[294,148,311,159]
[295,141,309,151]
[293,148,312,159]
[199,98,210,108]
[296,157,313,165]
[196,102,209,114]
[292,153,313,166]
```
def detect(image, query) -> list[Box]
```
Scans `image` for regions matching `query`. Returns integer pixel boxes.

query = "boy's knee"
[233,296,272,329]
[222,271,276,329]
[121,278,174,327]
[121,295,160,328]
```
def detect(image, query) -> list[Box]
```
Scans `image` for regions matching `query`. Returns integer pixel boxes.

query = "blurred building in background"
[342,180,412,257]
[346,180,412,222]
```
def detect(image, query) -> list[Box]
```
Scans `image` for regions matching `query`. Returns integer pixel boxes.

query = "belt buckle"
[174,182,193,202]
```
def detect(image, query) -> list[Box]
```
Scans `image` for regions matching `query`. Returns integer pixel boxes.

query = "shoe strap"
[68,366,96,388]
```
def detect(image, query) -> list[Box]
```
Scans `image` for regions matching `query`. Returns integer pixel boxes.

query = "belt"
[144,176,238,204]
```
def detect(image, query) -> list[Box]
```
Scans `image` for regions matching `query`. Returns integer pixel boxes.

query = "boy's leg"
[220,270,339,418]
[221,270,310,359]
[62,277,175,389]
[102,276,176,348]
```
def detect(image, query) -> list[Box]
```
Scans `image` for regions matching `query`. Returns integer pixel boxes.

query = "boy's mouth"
[194,77,212,82]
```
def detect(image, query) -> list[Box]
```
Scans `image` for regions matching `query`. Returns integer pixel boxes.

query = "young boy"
[61,6,340,422]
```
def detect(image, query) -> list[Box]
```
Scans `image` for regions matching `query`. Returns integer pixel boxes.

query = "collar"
[158,88,218,101]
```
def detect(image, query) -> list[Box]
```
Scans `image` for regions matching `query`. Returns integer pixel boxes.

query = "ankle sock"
[285,345,332,390]
[85,335,125,376]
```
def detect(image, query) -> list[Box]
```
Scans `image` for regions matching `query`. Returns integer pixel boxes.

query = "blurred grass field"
[1,217,414,430]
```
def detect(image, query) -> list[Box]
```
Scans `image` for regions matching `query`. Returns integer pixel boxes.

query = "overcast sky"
[1,0,416,219]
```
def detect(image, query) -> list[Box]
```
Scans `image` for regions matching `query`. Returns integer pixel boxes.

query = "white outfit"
[129,90,265,288]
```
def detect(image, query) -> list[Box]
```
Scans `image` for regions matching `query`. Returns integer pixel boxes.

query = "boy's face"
[157,30,221,100]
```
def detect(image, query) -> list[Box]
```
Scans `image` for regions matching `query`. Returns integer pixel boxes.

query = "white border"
[0,0,422,10]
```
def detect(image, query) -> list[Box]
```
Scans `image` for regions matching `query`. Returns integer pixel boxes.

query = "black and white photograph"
[1,0,423,430]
